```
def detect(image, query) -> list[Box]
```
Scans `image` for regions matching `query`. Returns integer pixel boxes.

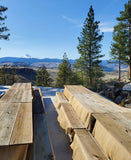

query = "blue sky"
[0,0,129,59]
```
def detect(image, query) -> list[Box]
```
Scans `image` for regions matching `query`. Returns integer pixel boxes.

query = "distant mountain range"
[0,56,128,72]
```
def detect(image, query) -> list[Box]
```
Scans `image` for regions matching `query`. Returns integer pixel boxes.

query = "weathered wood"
[10,83,32,90]
[0,89,33,103]
[0,103,10,118]
[10,103,33,145]
[0,103,21,146]
[92,113,131,160]
[0,144,28,160]
[56,92,68,109]
[64,85,131,128]
[58,103,85,139]
[70,129,109,160]
[0,89,17,103]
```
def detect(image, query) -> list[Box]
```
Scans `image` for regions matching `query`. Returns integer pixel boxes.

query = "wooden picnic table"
[0,83,33,160]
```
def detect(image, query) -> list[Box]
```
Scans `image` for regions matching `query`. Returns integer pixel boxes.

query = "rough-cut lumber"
[0,89,33,103]
[70,129,109,160]
[10,103,33,145]
[92,113,131,160]
[0,103,21,145]
[0,103,11,118]
[0,144,28,160]
[56,92,68,109]
[58,103,85,140]
[64,85,131,128]
[0,83,33,160]
[10,83,32,90]
[0,89,16,103]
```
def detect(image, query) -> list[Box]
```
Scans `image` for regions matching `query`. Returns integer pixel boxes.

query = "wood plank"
[0,103,10,119]
[58,103,85,136]
[0,144,28,160]
[64,85,130,113]
[10,83,32,90]
[70,129,108,160]
[10,103,33,145]
[0,89,17,103]
[0,103,21,146]
[56,92,68,109]
[1,89,33,103]
[92,113,131,160]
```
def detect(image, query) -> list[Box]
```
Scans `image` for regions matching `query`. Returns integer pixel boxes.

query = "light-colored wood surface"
[71,129,109,160]
[58,103,85,135]
[0,89,17,103]
[0,83,33,147]
[10,83,32,90]
[10,103,33,145]
[92,113,131,160]
[0,89,32,103]
[64,85,131,128]
[0,103,11,118]
[0,103,21,145]
[56,92,68,109]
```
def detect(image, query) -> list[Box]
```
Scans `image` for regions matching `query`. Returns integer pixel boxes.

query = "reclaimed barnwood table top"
[0,83,33,146]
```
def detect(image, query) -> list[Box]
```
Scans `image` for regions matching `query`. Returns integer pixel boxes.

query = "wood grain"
[71,129,108,160]
[0,103,21,145]
[10,103,33,145]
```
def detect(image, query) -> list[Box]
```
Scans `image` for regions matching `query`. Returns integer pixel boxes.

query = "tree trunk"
[118,59,121,82]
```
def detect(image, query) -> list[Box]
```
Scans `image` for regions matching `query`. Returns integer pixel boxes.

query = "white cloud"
[62,15,77,24]
[100,27,114,32]
[99,22,114,32]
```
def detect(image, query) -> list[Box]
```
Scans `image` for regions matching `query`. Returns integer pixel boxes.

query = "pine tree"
[76,5,104,88]
[56,53,72,88]
[0,65,9,85]
[110,22,128,82]
[35,65,53,87]
[0,5,10,42]
[11,65,17,84]
[115,0,131,79]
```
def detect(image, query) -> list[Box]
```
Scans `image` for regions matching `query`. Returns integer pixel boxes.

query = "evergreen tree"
[110,22,128,82]
[0,5,10,42]
[56,53,82,88]
[115,0,131,79]
[56,53,72,88]
[0,65,9,85]
[35,65,53,86]
[11,65,17,84]
[75,5,104,88]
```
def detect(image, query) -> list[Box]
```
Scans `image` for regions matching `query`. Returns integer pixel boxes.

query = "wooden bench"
[92,113,131,160]
[57,103,85,141]
[56,92,68,110]
[0,83,33,160]
[71,129,109,160]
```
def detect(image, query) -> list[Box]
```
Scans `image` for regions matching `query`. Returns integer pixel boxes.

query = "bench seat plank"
[71,129,109,160]
[92,113,131,160]
[56,92,68,109]
[58,103,85,136]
